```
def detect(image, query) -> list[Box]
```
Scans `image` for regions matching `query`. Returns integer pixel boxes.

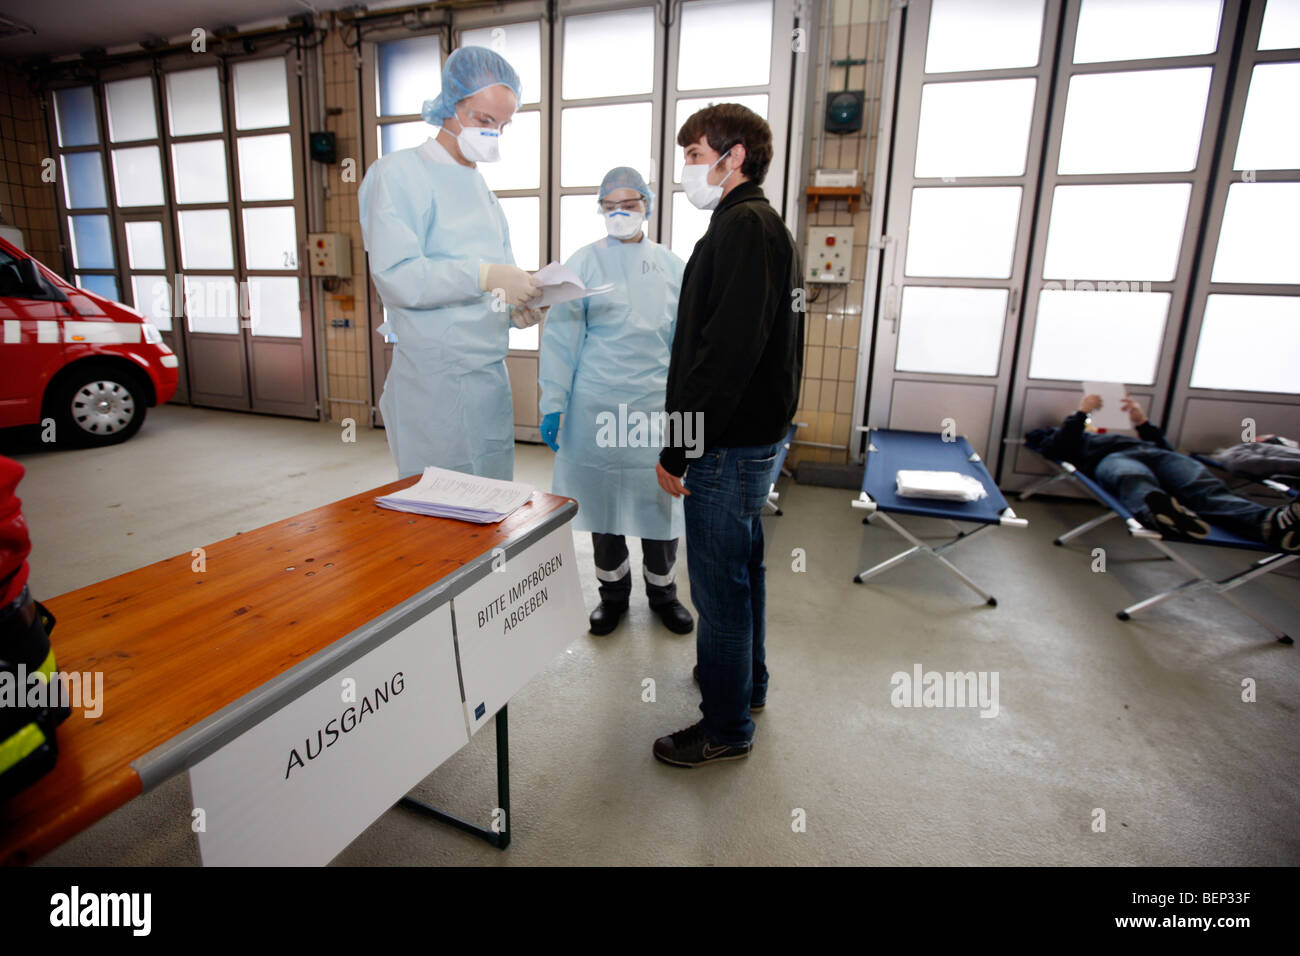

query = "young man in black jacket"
[1027,394,1299,550]
[652,103,803,767]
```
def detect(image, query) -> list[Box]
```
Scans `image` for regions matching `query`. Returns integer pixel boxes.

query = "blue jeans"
[1093,447,1268,540]
[683,443,780,746]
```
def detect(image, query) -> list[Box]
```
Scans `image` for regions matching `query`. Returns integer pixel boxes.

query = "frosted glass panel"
[499,196,540,271]
[125,221,165,270]
[462,22,541,105]
[237,134,294,201]
[563,9,654,99]
[1211,183,1300,284]
[561,103,653,188]
[172,140,229,204]
[1259,0,1300,49]
[378,34,443,117]
[233,59,289,130]
[69,215,113,269]
[111,146,164,207]
[925,0,1044,73]
[904,187,1022,278]
[132,275,172,331]
[674,95,768,182]
[247,276,301,337]
[184,275,240,334]
[560,193,607,264]
[62,152,106,208]
[1074,0,1222,63]
[678,0,772,90]
[915,78,1036,178]
[1042,184,1190,281]
[242,207,298,270]
[670,191,713,259]
[895,287,1007,376]
[54,87,98,147]
[1233,63,1300,171]
[1191,294,1300,393]
[76,274,119,302]
[178,209,233,270]
[1058,68,1210,174]
[1029,289,1170,383]
[380,121,429,156]
[166,69,223,136]
[105,77,157,142]
[480,110,541,191]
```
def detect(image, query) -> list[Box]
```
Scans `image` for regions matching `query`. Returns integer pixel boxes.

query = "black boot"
[652,599,694,634]
[589,600,629,635]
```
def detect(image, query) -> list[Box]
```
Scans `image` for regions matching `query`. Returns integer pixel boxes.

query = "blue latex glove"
[540,412,561,451]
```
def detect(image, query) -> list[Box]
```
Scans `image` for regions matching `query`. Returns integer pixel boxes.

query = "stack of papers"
[376,466,535,524]
[532,261,613,308]
[895,469,988,502]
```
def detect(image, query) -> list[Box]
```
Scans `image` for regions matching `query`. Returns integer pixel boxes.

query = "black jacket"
[658,181,804,476]
[1026,411,1171,476]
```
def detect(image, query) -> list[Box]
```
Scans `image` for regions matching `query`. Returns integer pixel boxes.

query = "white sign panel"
[189,602,468,866]
[455,526,586,734]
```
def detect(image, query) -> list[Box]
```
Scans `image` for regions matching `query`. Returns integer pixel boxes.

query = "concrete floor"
[5,404,1298,866]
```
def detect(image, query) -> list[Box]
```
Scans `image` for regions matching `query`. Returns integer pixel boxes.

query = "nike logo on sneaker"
[701,742,732,758]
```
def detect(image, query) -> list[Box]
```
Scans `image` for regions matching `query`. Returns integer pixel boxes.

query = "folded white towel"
[895,469,988,502]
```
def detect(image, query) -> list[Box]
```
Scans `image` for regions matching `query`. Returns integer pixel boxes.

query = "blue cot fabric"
[861,429,1009,523]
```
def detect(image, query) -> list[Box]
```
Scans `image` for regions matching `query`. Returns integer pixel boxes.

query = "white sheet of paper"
[376,466,535,522]
[1082,381,1132,431]
[530,261,613,308]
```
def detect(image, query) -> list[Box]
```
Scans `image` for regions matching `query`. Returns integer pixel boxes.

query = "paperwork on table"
[376,466,535,523]
[531,261,613,308]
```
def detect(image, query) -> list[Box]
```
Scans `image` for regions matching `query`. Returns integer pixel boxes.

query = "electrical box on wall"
[307,233,351,277]
[806,226,855,284]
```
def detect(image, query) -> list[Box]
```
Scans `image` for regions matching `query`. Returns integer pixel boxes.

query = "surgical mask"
[604,208,645,239]
[682,150,734,210]
[457,125,501,163]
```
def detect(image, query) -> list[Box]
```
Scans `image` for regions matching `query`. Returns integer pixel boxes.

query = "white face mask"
[454,116,501,163]
[604,208,645,239]
[682,150,734,210]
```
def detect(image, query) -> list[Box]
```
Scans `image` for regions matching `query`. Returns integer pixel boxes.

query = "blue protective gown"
[358,138,515,480]
[539,236,685,540]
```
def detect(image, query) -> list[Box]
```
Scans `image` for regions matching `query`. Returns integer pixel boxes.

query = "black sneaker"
[692,664,765,711]
[1144,491,1210,538]
[1264,500,1300,553]
[653,721,751,767]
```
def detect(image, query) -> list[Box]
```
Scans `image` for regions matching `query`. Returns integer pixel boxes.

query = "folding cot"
[764,422,806,516]
[1019,447,1298,644]
[849,428,1028,605]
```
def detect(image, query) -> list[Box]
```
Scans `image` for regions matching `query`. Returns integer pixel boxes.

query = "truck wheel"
[48,365,147,447]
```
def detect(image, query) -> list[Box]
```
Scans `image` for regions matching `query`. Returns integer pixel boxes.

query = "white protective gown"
[358,138,515,480]
[539,236,685,540]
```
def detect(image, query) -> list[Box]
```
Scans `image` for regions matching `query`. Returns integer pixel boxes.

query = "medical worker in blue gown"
[538,167,693,636]
[359,47,542,481]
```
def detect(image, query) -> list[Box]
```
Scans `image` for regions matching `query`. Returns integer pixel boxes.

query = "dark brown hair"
[676,103,774,185]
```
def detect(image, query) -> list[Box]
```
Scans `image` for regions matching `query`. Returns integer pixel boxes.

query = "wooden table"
[0,480,576,865]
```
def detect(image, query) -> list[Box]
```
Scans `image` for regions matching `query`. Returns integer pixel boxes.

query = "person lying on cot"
[1025,395,1299,552]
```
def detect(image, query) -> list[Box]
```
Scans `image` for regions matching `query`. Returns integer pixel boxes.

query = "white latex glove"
[480,263,540,308]
[510,304,548,329]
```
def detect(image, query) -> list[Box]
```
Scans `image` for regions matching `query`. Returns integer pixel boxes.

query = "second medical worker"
[539,168,693,636]
[359,47,542,481]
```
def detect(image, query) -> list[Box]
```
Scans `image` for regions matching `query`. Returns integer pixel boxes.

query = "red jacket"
[0,457,31,606]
